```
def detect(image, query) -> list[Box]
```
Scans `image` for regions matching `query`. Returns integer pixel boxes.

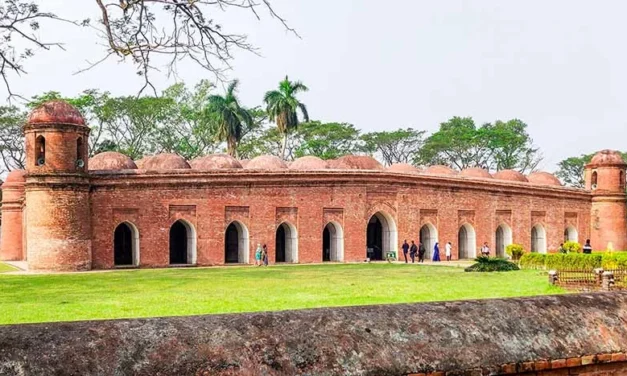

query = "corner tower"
[585,150,627,251]
[24,100,92,271]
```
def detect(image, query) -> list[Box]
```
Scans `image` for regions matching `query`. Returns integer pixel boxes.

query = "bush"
[505,244,525,260]
[601,252,627,269]
[563,241,582,253]
[465,256,520,272]
[519,253,547,269]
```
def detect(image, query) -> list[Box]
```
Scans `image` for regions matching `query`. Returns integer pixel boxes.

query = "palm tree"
[205,80,253,157]
[263,76,310,159]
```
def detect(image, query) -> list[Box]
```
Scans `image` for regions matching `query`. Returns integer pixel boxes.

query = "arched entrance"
[225,221,250,264]
[564,226,578,243]
[495,224,513,258]
[114,222,139,266]
[366,212,397,261]
[419,223,438,260]
[169,220,197,265]
[531,224,547,254]
[323,222,344,262]
[458,223,476,259]
[276,222,298,263]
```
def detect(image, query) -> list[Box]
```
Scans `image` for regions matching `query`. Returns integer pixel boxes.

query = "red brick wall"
[88,172,594,269]
[0,181,24,261]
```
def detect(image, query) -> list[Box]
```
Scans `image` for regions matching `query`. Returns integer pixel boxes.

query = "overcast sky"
[8,0,627,171]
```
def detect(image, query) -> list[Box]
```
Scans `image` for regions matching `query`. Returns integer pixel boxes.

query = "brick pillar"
[594,268,605,286]
[548,270,559,285]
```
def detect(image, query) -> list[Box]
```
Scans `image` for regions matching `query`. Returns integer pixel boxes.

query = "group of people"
[401,240,493,263]
[400,240,455,263]
[254,244,269,266]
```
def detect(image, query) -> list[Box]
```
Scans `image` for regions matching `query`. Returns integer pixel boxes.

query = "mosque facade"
[1,101,625,272]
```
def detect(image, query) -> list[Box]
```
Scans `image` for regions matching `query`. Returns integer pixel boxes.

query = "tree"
[0,105,26,173]
[482,119,542,173]
[263,76,309,159]
[419,117,542,172]
[205,80,252,157]
[159,80,219,159]
[361,128,426,166]
[419,117,488,170]
[0,1,293,98]
[294,121,362,160]
[554,154,593,188]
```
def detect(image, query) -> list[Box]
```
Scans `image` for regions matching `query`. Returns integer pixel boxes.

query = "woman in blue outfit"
[432,242,441,262]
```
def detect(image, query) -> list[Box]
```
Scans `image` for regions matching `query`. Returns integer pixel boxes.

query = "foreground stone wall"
[1,292,627,375]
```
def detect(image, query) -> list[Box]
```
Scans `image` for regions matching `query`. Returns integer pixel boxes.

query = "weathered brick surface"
[1,292,627,376]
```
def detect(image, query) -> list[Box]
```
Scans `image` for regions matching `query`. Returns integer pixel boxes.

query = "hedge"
[519,252,627,271]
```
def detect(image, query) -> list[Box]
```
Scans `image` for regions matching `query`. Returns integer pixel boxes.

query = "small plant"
[465,256,520,272]
[519,253,547,269]
[505,244,525,260]
[563,241,582,253]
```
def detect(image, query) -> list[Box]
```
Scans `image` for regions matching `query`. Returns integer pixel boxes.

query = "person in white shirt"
[481,242,490,257]
[445,242,452,261]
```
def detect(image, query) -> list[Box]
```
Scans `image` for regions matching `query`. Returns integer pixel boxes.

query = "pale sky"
[7,0,627,171]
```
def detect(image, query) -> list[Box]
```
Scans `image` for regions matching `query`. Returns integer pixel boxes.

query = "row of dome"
[89,152,562,186]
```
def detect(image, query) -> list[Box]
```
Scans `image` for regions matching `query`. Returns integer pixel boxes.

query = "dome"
[590,150,626,166]
[527,172,562,186]
[4,169,26,183]
[459,167,493,179]
[141,153,191,170]
[239,159,250,168]
[245,155,288,170]
[190,154,243,170]
[135,157,148,169]
[27,100,85,126]
[89,152,137,171]
[493,170,529,183]
[424,165,457,175]
[387,163,420,174]
[328,155,383,170]
[290,156,329,170]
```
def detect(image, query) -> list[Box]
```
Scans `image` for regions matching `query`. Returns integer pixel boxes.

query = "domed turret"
[23,100,92,271]
[328,155,383,170]
[493,170,529,183]
[290,156,329,170]
[459,167,493,179]
[190,154,243,170]
[89,152,137,171]
[245,155,288,170]
[387,163,420,174]
[585,149,627,251]
[141,153,191,170]
[424,165,457,175]
[527,172,562,186]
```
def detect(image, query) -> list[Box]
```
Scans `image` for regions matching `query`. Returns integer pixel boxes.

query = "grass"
[0,262,17,274]
[0,263,564,325]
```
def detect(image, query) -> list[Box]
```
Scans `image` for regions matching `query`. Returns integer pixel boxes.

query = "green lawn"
[0,262,17,274]
[0,264,563,325]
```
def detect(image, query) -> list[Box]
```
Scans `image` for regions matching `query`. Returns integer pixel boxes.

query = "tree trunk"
[227,136,236,157]
[280,132,288,160]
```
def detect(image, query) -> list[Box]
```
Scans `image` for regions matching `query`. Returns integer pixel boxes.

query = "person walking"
[481,242,490,257]
[558,243,566,254]
[402,240,410,263]
[418,242,426,263]
[583,239,592,254]
[255,244,262,266]
[262,244,269,266]
[432,242,441,262]
[445,242,452,261]
[410,240,418,263]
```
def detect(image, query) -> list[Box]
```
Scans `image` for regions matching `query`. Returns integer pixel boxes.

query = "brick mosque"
[0,100,625,272]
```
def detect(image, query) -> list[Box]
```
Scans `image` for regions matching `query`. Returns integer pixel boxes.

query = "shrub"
[519,253,546,269]
[505,244,525,260]
[465,256,520,272]
[563,241,582,253]
[601,252,627,269]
